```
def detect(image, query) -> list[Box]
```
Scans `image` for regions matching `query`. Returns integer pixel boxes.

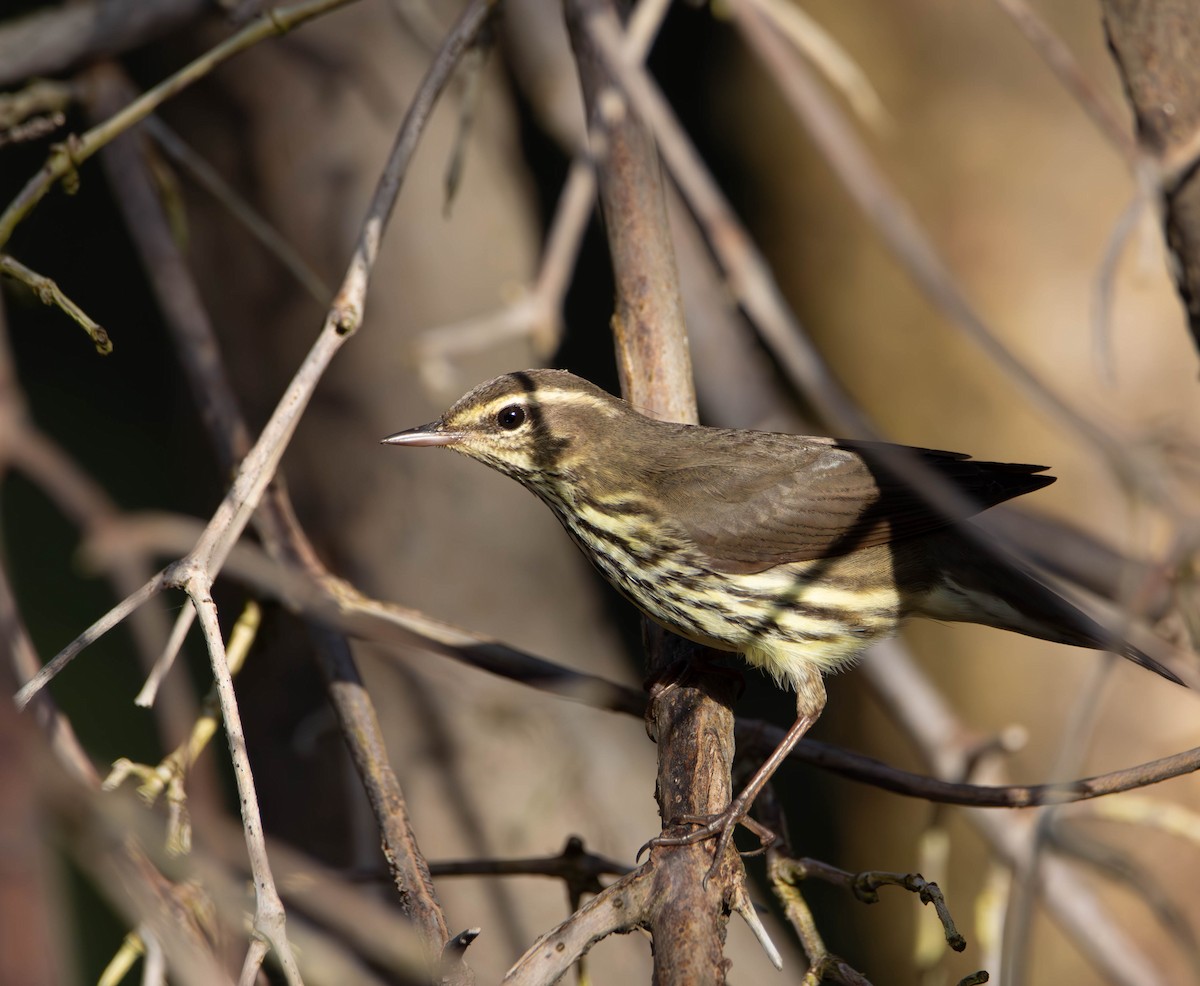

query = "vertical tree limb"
[566,1,740,982]
[1102,0,1200,358]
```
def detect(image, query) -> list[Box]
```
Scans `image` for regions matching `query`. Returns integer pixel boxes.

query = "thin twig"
[0,254,112,353]
[741,0,890,132]
[14,574,167,710]
[415,0,672,379]
[83,511,1200,803]
[189,585,302,985]
[503,865,655,985]
[144,116,331,304]
[988,0,1135,160]
[863,639,1169,986]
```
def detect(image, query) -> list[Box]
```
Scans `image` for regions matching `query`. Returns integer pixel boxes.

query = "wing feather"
[642,431,1053,574]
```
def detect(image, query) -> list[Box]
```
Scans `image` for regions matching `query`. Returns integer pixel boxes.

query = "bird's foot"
[639,802,777,887]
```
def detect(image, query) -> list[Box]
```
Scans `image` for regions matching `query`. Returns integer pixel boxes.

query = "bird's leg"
[649,669,827,879]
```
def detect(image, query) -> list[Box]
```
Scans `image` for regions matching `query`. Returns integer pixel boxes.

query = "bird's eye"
[496,404,526,430]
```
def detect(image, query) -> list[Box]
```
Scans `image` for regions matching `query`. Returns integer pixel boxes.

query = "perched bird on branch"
[385,368,1183,861]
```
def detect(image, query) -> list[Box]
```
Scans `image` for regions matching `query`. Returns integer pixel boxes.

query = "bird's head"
[382,369,628,487]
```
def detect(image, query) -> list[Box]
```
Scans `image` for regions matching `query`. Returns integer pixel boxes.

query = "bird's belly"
[558,509,902,683]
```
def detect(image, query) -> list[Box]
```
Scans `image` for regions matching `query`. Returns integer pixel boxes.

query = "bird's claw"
[638,806,778,886]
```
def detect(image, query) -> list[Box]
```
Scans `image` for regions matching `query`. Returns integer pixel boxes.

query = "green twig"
[0,254,112,353]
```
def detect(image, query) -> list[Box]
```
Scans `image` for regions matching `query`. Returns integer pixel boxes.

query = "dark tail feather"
[1120,642,1185,686]
[921,535,1185,687]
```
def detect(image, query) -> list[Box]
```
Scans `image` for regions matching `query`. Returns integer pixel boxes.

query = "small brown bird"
[384,369,1182,853]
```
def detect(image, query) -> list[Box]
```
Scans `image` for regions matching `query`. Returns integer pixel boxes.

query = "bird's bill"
[381,423,463,447]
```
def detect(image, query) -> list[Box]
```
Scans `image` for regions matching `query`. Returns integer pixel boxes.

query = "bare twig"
[415,0,672,381]
[189,582,301,985]
[85,510,1200,803]
[144,116,331,304]
[429,836,630,886]
[741,0,890,132]
[503,865,655,985]
[863,640,1170,986]
[14,574,168,709]
[0,255,112,353]
[767,853,871,985]
[787,856,967,952]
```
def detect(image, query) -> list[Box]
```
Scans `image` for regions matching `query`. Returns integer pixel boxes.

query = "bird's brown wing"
[646,432,1054,575]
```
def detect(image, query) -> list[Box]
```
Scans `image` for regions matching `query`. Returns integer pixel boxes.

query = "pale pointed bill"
[381,424,463,447]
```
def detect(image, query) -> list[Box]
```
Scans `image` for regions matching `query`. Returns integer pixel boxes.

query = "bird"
[383,368,1183,860]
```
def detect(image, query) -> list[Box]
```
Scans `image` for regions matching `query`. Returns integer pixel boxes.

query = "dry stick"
[188,583,301,983]
[0,0,361,250]
[503,866,656,986]
[735,717,1200,809]
[91,511,1200,805]
[15,575,167,708]
[741,0,889,132]
[430,837,630,884]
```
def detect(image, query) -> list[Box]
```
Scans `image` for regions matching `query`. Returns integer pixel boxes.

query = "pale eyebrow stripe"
[475,388,622,419]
